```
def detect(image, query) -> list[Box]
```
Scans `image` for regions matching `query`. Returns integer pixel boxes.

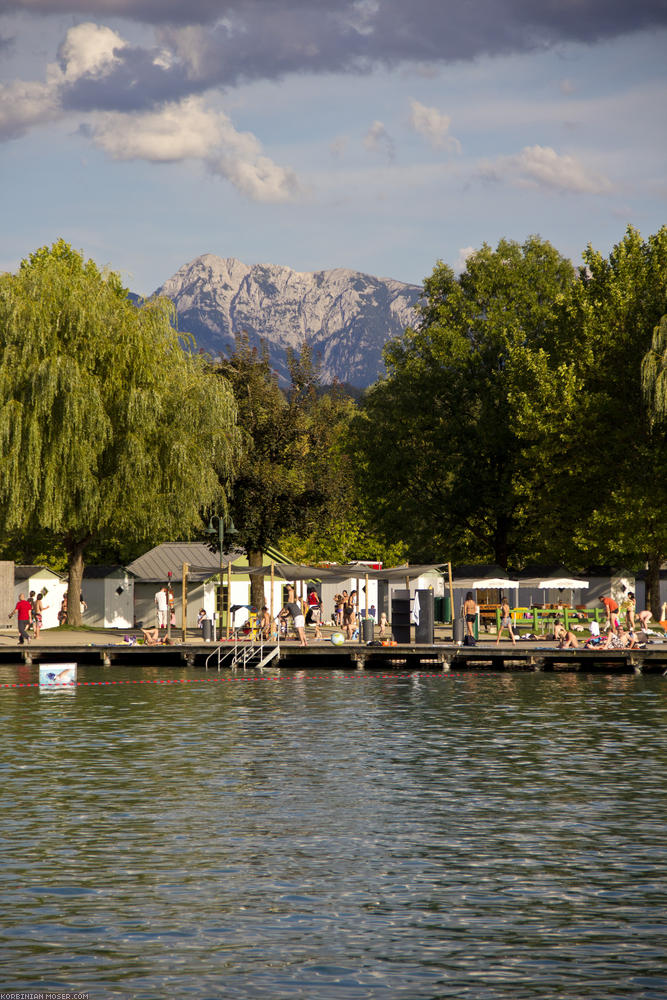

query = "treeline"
[0,227,666,622]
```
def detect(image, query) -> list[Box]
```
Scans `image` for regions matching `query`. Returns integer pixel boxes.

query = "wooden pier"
[1,639,666,675]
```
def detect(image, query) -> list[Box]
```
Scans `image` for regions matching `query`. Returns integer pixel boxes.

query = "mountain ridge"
[153,254,422,387]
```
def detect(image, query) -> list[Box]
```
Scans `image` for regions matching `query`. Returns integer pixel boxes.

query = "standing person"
[495,596,516,645]
[155,586,168,628]
[463,591,477,640]
[343,590,358,640]
[28,591,37,632]
[34,591,49,640]
[279,594,307,646]
[601,594,619,630]
[58,593,68,625]
[259,605,272,640]
[167,586,176,627]
[625,591,636,629]
[9,593,33,645]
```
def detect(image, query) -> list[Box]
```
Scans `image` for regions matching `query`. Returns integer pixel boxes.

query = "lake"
[1,664,665,999]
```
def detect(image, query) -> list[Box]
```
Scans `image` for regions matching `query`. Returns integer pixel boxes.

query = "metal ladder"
[205,636,280,672]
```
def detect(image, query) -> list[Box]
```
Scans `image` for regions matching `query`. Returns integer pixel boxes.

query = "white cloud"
[90,96,299,202]
[91,96,223,161]
[479,144,614,195]
[0,79,59,139]
[455,246,476,272]
[364,120,395,161]
[58,23,127,83]
[408,99,461,153]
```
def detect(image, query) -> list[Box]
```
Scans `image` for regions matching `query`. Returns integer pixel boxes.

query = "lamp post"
[206,515,237,639]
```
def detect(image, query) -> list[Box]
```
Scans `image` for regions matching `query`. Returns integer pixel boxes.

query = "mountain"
[154,254,422,387]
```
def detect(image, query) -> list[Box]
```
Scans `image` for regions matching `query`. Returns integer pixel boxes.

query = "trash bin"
[361,617,374,642]
[202,618,212,642]
[453,615,464,643]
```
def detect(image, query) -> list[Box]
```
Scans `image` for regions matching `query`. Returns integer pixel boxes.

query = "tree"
[642,314,667,426]
[565,226,667,616]
[0,240,240,624]
[351,236,576,566]
[511,225,667,616]
[214,336,318,607]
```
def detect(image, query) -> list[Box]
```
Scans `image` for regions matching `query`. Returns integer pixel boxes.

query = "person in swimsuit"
[463,591,477,639]
[495,597,516,645]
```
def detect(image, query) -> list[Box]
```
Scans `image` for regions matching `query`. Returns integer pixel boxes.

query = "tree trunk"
[645,552,663,620]
[65,536,89,627]
[248,548,266,612]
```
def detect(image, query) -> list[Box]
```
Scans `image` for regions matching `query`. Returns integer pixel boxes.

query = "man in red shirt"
[10,592,33,644]
[601,595,619,629]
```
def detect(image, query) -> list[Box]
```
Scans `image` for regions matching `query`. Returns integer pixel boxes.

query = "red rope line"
[2,672,451,689]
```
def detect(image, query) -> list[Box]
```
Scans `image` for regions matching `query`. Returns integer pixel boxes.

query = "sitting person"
[553,619,567,643]
[142,627,161,645]
[558,627,579,648]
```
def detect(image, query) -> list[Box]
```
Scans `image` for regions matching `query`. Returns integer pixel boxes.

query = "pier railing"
[205,635,280,672]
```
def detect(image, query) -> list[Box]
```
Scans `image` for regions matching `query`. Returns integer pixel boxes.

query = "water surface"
[1,665,665,998]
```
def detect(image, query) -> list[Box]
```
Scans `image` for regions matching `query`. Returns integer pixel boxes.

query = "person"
[334,591,347,629]
[142,626,161,645]
[155,586,168,628]
[601,595,619,630]
[558,626,579,648]
[624,591,636,629]
[259,605,272,640]
[463,591,477,640]
[34,591,49,640]
[28,591,37,632]
[79,593,87,616]
[553,619,567,643]
[637,608,652,631]
[197,608,208,630]
[378,611,389,638]
[279,594,307,646]
[495,596,516,645]
[10,593,33,645]
[167,586,176,627]
[343,590,358,640]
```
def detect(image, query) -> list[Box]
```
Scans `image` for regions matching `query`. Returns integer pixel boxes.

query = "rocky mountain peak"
[155,254,422,386]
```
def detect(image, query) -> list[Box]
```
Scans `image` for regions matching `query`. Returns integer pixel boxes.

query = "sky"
[1,0,666,296]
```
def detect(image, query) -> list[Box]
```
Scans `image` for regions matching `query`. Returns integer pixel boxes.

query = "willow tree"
[642,314,667,426]
[0,240,240,625]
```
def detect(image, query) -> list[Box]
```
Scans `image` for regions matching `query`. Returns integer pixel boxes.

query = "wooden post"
[182,562,189,643]
[226,559,232,638]
[270,560,275,631]
[447,562,455,627]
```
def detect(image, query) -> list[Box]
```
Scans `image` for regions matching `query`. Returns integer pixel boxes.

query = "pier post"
[352,652,366,671]
[437,652,450,672]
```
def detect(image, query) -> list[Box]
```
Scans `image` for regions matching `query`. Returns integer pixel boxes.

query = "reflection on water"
[0,666,666,999]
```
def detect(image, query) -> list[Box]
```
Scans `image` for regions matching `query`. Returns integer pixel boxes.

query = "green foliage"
[642,314,667,426]
[0,240,240,622]
[511,225,667,613]
[351,236,577,566]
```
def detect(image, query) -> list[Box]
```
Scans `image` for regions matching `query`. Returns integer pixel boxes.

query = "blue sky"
[1,1,665,295]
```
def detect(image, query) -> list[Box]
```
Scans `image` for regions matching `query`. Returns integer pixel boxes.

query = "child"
[379,612,388,637]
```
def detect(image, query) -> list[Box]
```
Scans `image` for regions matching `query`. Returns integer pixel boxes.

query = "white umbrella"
[537,577,589,589]
[472,577,519,589]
